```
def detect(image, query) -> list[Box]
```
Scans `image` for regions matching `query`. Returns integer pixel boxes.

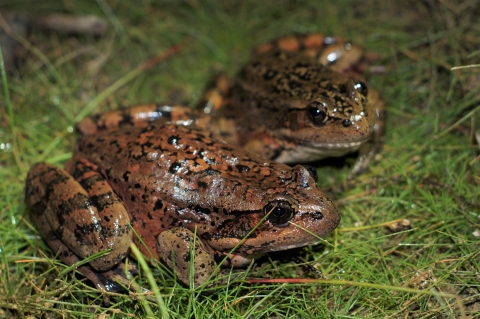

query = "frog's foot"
[27,204,120,293]
[348,89,386,178]
[25,161,133,275]
[253,33,367,79]
[76,103,206,136]
[85,261,138,293]
[157,228,216,287]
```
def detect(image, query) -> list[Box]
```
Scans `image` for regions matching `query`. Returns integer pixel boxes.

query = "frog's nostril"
[312,211,324,220]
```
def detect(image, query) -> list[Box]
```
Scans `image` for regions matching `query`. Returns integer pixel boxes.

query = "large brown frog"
[26,113,340,291]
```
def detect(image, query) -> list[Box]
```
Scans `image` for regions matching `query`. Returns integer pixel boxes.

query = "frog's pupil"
[272,207,286,217]
[308,107,322,118]
[264,200,294,226]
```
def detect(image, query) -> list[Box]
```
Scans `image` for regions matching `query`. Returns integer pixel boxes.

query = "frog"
[26,109,341,292]
[196,33,385,177]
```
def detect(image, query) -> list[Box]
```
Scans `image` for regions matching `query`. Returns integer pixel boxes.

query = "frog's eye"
[354,81,368,96]
[306,101,328,126]
[264,200,295,226]
[303,165,318,182]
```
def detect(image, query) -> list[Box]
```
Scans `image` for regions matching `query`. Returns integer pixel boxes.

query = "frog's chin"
[220,240,314,267]
[275,140,365,163]
[215,240,320,268]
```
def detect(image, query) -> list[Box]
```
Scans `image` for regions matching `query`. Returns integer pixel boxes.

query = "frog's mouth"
[206,228,329,258]
[275,141,365,163]
[307,139,366,149]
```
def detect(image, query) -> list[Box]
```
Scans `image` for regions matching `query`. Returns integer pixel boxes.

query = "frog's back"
[74,123,298,209]
[236,50,350,103]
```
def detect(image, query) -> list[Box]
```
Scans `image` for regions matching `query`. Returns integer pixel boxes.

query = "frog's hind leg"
[76,103,204,136]
[27,194,108,291]
[348,89,386,178]
[254,33,368,79]
[26,162,133,292]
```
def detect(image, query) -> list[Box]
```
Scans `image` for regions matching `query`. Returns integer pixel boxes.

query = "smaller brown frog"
[197,33,385,177]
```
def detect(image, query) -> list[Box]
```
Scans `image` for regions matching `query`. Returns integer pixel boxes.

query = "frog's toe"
[157,228,216,287]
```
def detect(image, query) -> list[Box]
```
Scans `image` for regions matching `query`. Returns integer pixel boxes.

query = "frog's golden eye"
[264,200,295,226]
[306,101,328,126]
[354,81,368,97]
[303,165,318,182]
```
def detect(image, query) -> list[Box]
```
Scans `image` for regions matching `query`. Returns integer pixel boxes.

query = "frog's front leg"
[76,104,209,136]
[26,161,132,291]
[157,228,216,287]
[348,88,386,178]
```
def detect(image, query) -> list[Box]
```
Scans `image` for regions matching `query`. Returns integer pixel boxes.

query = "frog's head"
[236,50,378,163]
[271,76,378,163]
[203,164,340,259]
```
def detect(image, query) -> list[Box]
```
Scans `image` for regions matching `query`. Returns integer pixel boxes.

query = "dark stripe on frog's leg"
[76,104,201,136]
[347,89,386,178]
[195,72,231,115]
[26,162,131,272]
[157,228,216,287]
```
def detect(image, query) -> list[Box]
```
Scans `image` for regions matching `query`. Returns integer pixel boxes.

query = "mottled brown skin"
[26,121,340,291]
